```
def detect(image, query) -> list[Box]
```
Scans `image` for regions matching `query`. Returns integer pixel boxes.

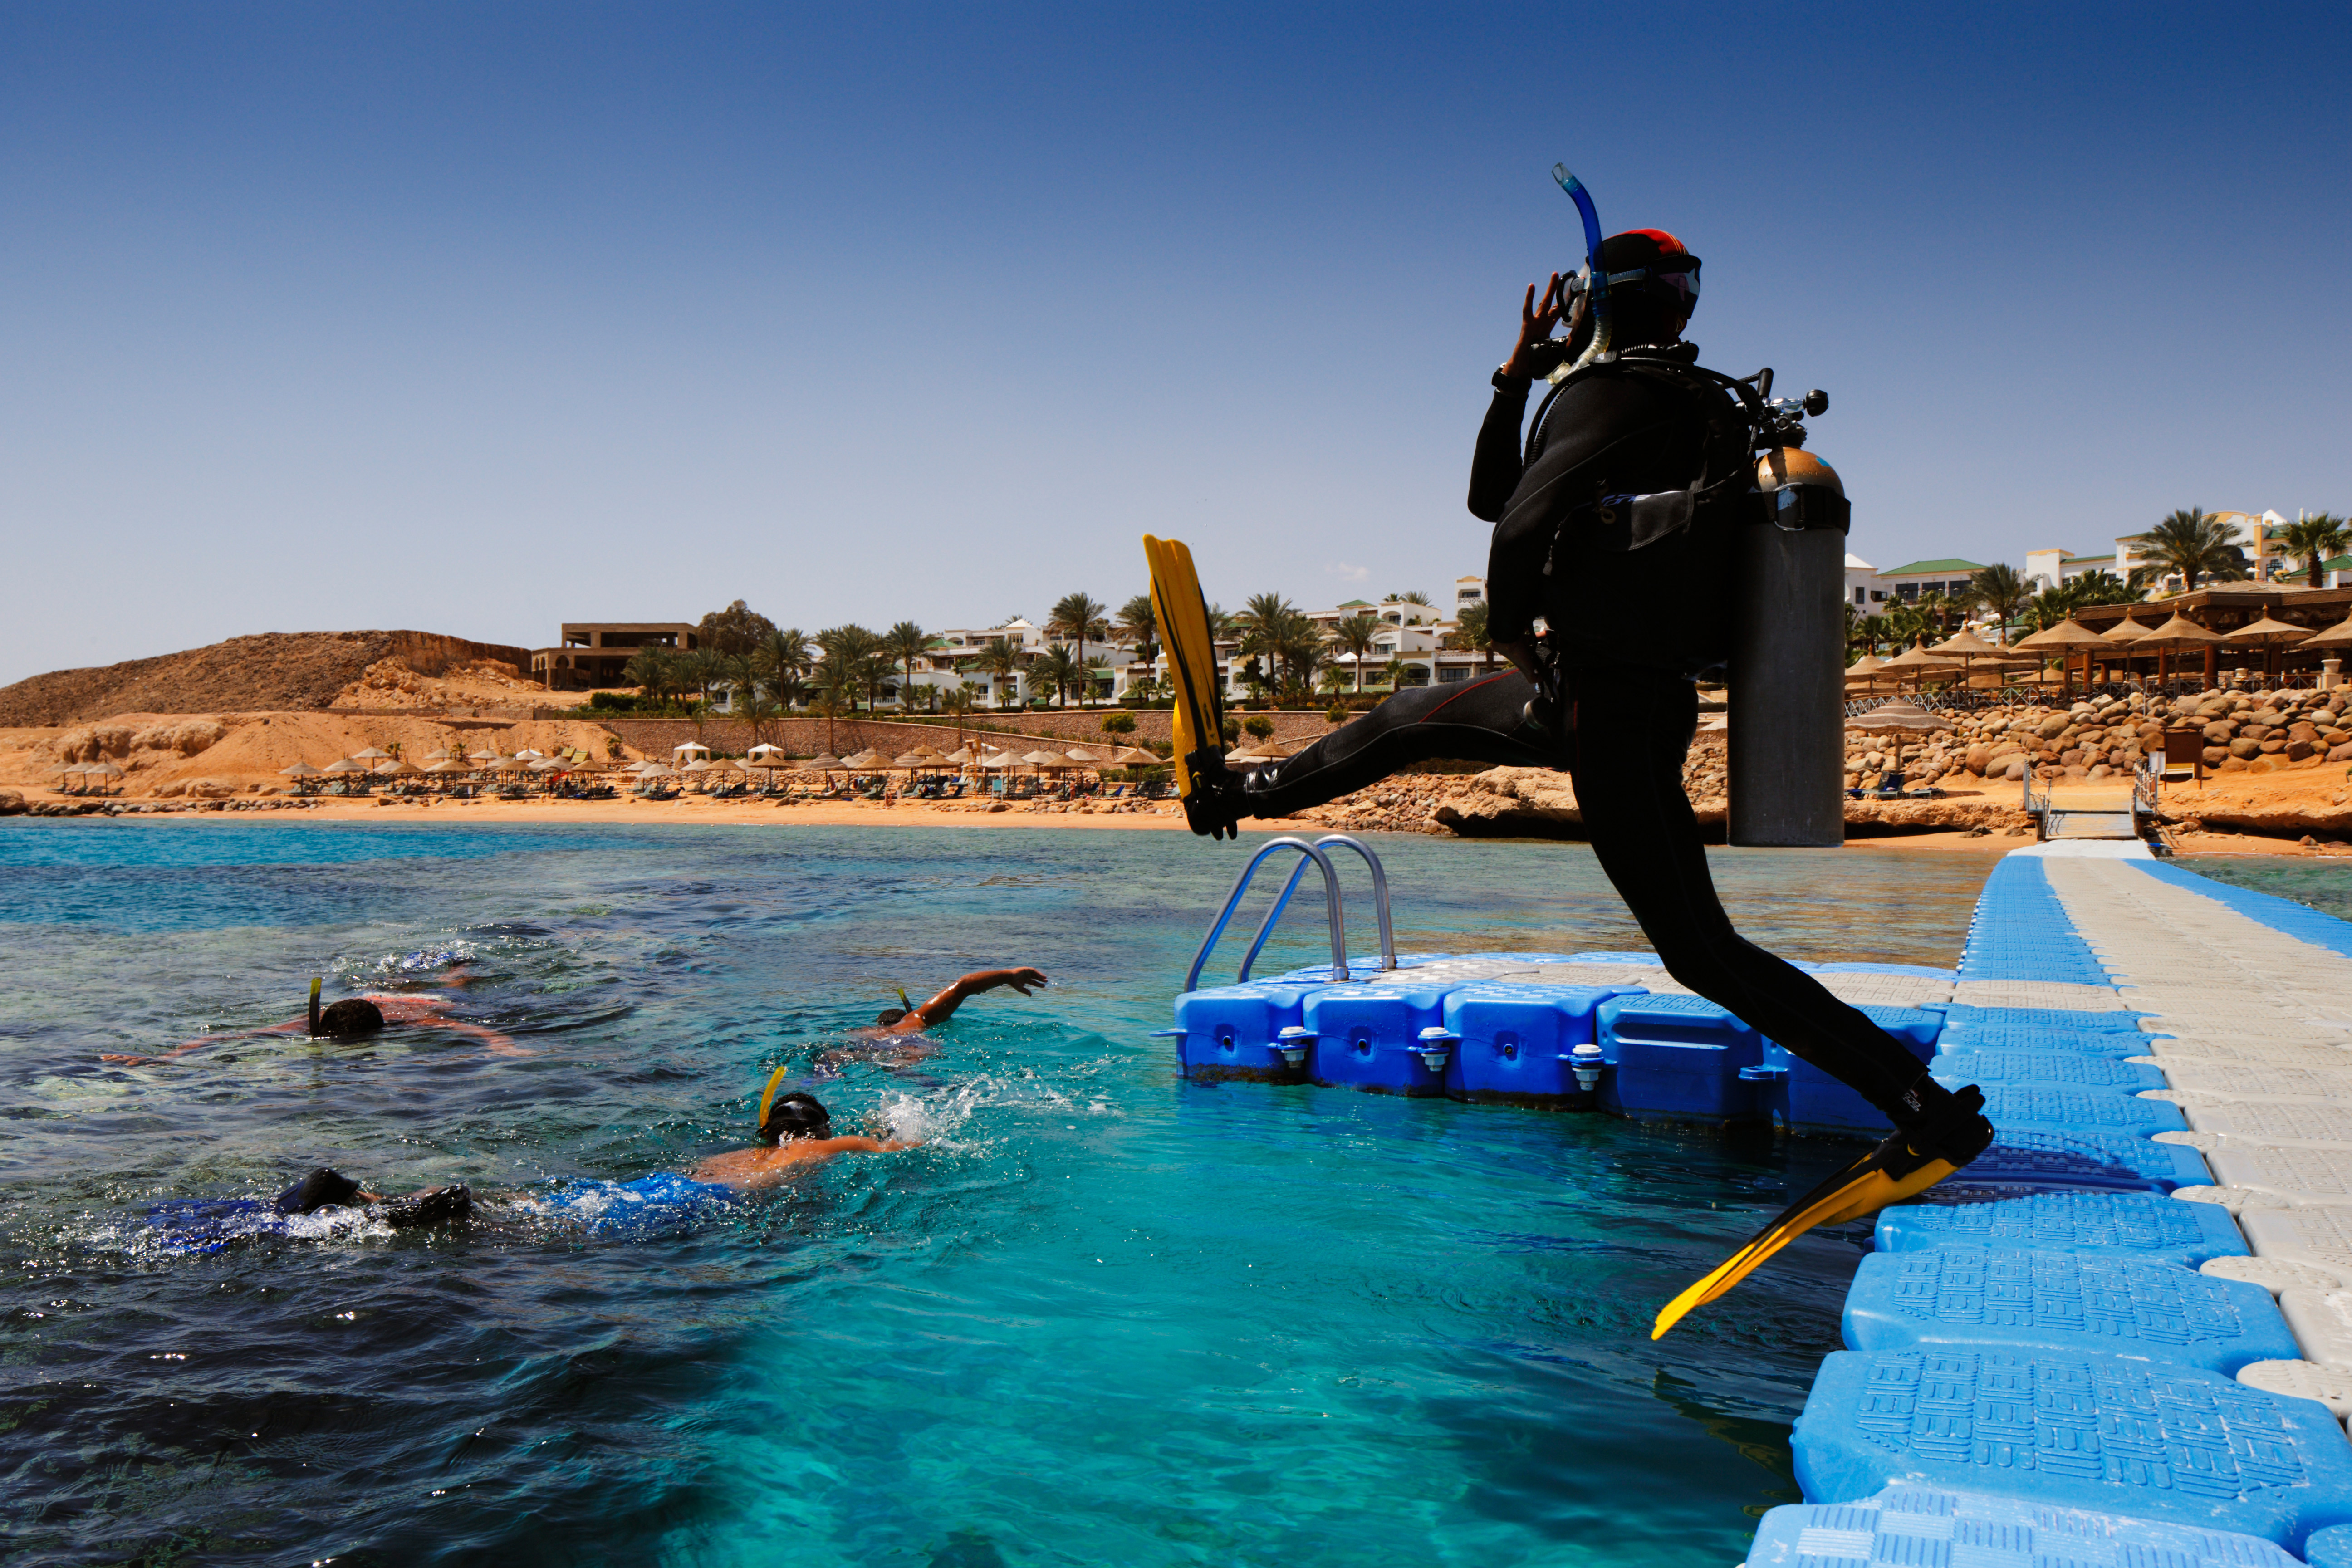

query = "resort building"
[1873,558,1986,604]
[2023,548,2122,593]
[530,622,701,690]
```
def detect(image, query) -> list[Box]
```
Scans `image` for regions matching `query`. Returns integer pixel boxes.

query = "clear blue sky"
[4,2,2347,685]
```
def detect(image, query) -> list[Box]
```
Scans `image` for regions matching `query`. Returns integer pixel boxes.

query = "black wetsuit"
[1235,346,1953,1127]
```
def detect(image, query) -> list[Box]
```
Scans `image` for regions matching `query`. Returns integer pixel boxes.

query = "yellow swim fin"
[1650,1086,1991,1340]
[1142,535,1239,838]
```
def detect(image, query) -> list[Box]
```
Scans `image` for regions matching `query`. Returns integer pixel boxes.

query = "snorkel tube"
[1550,163,1612,377]
[307,976,323,1039]
[756,1063,792,1139]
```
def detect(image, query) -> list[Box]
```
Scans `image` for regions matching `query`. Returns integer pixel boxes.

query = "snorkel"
[307,976,323,1039]
[757,1063,792,1142]
[1551,163,1612,377]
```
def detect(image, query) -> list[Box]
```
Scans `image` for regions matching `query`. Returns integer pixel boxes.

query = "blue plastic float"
[1840,1245,2297,1374]
[1926,1049,2168,1091]
[1792,1348,2352,1550]
[1744,1485,2303,1568]
[1874,1191,2249,1266]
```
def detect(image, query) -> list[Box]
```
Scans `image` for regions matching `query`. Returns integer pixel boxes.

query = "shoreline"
[6,791,2343,858]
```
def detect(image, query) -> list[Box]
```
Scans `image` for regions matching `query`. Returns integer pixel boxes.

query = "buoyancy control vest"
[1521,347,1762,678]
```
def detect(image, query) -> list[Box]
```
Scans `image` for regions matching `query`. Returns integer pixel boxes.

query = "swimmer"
[102,975,524,1064]
[867,966,1048,1035]
[145,1166,475,1252]
[689,1090,919,1193]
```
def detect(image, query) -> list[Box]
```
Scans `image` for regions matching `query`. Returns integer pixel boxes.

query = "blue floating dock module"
[1842,1245,2297,1375]
[1929,1048,2168,1092]
[1937,1004,2156,1037]
[1964,1127,2211,1192]
[1957,859,2115,985]
[1301,982,1454,1096]
[1949,1081,2190,1137]
[1792,1349,2352,1550]
[1763,1007,1945,1137]
[1875,1190,2249,1266]
[1169,981,1321,1083]
[1745,1484,2303,1568]
[1438,982,1631,1106]
[1594,993,1765,1124]
[1813,963,1959,979]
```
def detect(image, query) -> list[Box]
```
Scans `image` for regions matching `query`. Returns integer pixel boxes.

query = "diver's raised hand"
[1001,967,1048,997]
[1500,274,1574,381]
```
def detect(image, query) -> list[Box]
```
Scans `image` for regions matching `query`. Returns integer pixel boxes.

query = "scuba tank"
[1728,372,1850,847]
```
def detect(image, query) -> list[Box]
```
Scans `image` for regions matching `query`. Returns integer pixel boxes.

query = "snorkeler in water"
[866,967,1048,1035]
[688,1089,921,1192]
[102,972,524,1065]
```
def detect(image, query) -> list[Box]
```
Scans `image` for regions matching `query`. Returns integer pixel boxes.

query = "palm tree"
[973,637,1023,709]
[2130,508,2249,593]
[679,647,724,708]
[622,647,677,710]
[940,682,976,746]
[1029,644,1081,707]
[815,624,887,710]
[1969,564,2030,644]
[2065,570,2141,608]
[758,627,811,711]
[882,621,930,710]
[1046,593,1109,705]
[1445,602,1495,674]
[2280,513,2349,588]
[810,659,858,753]
[1115,593,1158,660]
[1329,612,1382,691]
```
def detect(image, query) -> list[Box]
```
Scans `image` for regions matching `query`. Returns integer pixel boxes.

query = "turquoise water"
[0,822,1995,1566]
[2185,853,2352,922]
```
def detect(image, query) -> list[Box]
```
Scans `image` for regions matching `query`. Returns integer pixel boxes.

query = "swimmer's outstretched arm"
[415,1018,529,1057]
[897,967,1049,1032]
[100,1019,308,1065]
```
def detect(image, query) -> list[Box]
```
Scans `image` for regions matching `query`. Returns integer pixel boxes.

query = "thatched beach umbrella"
[1881,645,1961,690]
[280,761,323,779]
[373,757,417,775]
[2011,617,2112,695]
[892,751,934,770]
[323,758,369,775]
[1850,699,1945,734]
[1112,745,1162,766]
[350,746,391,761]
[2136,612,2223,690]
[1021,749,1067,769]
[2304,609,2352,652]
[422,759,467,774]
[468,749,499,763]
[944,746,978,766]
[804,753,846,772]
[841,748,885,769]
[2221,611,2316,682]
[421,747,457,762]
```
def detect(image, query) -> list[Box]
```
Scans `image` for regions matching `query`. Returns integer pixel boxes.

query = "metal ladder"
[1182,834,1398,993]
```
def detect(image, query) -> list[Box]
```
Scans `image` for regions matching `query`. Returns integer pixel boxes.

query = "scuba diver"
[1148,211,1992,1335]
[101,973,524,1065]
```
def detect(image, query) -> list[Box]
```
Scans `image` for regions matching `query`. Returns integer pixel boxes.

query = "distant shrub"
[1242,715,1275,741]
[1099,711,1137,736]
[588,691,639,712]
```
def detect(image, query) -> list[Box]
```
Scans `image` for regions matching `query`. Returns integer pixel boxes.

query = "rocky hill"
[0,631,536,726]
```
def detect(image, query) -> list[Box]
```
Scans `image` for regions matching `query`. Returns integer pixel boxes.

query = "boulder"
[2230,737,2261,759]
[1964,743,1993,775]
[0,789,23,816]
[2332,743,2352,764]
[2288,740,2317,761]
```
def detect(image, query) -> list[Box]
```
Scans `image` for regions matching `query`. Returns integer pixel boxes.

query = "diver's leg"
[274,1167,363,1215]
[1211,670,1557,827]
[1568,671,1976,1130]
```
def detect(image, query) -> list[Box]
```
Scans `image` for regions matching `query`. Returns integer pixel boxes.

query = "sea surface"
[0,821,2001,1568]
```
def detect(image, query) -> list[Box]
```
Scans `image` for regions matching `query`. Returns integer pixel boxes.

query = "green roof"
[1335,599,1373,608]
[2322,554,2352,573]
[1878,558,1987,577]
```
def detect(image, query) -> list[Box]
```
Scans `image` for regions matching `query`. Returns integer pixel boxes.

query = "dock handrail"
[1234,834,1398,984]
[1185,837,1349,993]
